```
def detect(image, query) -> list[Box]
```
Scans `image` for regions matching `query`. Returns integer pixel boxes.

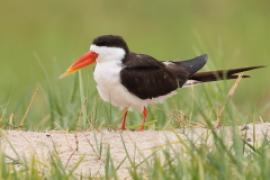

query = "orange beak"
[59,51,98,79]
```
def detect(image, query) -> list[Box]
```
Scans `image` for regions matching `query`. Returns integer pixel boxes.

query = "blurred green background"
[0,0,269,129]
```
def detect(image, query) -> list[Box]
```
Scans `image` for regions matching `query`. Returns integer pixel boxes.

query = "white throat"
[90,45,126,64]
[92,45,129,110]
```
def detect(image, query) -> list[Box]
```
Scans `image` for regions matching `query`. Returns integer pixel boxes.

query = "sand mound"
[0,123,270,178]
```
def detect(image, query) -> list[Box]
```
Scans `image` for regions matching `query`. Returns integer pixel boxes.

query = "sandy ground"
[0,123,270,178]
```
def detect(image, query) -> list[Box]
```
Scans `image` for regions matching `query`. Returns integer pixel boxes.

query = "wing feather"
[120,53,178,99]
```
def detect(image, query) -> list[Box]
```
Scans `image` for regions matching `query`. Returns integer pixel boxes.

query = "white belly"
[93,61,175,111]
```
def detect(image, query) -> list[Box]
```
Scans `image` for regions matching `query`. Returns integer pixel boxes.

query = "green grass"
[1,59,267,130]
[0,66,263,130]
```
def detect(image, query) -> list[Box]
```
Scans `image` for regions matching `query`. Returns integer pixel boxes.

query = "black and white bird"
[60,35,263,130]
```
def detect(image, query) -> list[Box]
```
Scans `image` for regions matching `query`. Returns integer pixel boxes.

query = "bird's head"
[60,35,129,78]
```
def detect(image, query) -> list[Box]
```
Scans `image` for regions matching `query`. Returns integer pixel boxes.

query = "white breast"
[94,61,147,111]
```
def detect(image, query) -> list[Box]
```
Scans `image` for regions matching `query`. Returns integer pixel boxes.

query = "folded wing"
[120,53,208,99]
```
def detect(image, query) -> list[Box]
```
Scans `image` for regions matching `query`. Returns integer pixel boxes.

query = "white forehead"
[90,45,125,55]
[90,44,126,63]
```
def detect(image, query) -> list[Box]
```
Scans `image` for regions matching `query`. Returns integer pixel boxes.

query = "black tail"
[189,66,265,83]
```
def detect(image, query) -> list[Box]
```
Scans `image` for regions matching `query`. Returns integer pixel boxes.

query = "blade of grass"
[79,71,88,127]
[19,87,39,127]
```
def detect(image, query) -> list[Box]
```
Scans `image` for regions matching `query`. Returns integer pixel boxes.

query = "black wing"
[172,54,208,74]
[120,53,207,99]
[120,53,178,99]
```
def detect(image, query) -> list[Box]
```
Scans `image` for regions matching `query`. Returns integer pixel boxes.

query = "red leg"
[120,107,128,130]
[138,107,148,131]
